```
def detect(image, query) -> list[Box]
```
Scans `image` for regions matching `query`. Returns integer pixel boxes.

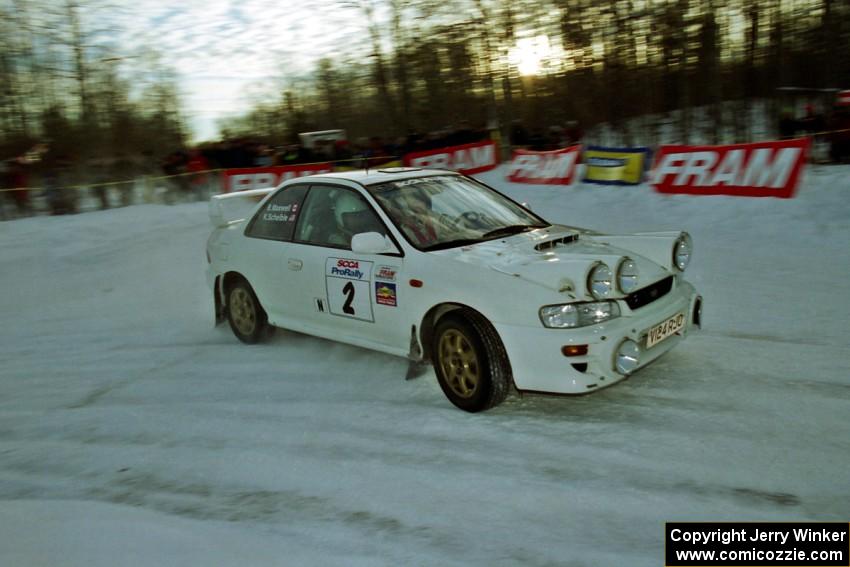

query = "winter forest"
[1,0,848,160]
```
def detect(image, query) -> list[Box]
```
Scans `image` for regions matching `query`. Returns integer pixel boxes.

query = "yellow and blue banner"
[583,146,652,186]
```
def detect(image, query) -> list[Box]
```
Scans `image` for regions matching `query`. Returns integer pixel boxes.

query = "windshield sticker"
[394,177,441,187]
[371,176,448,193]
[375,266,397,282]
[326,258,374,322]
[375,282,397,307]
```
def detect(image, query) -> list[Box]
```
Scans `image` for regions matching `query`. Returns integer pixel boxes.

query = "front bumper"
[494,279,700,394]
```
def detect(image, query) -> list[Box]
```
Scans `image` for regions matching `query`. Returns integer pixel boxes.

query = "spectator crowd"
[0,119,583,220]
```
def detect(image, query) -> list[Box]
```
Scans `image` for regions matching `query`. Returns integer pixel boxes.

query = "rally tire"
[432,311,512,412]
[226,279,271,344]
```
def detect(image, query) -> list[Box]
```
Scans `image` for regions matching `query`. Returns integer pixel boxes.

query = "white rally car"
[206,168,701,412]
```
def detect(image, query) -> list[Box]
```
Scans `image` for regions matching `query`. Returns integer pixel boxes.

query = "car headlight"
[587,262,613,299]
[673,233,692,271]
[539,301,620,329]
[614,339,640,374]
[617,257,639,293]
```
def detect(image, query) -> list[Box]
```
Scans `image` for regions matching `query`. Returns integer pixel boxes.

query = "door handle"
[287,258,303,271]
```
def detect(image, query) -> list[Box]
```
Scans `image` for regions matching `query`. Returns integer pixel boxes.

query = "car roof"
[300,167,459,186]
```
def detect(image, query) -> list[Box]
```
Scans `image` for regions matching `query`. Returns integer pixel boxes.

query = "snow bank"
[1,165,848,566]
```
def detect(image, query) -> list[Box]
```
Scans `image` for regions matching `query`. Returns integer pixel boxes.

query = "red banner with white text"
[651,138,811,198]
[222,163,333,193]
[402,140,498,175]
[506,145,582,185]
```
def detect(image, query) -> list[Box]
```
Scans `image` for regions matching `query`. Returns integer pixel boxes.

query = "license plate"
[646,312,686,348]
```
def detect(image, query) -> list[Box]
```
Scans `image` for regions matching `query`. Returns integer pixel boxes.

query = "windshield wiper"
[421,238,485,251]
[481,224,545,239]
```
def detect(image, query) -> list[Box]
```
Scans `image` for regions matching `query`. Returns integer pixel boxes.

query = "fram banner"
[583,146,651,186]
[652,138,811,198]
[506,145,582,185]
[222,163,333,193]
[403,140,498,175]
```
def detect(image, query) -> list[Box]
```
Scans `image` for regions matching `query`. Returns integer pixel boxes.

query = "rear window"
[245,184,309,241]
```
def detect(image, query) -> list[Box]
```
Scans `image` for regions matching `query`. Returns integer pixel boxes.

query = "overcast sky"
[111,0,380,141]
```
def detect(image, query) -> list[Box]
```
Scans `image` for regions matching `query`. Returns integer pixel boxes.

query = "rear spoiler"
[208,187,275,228]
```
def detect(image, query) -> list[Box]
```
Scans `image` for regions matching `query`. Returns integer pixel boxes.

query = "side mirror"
[521,201,532,211]
[351,232,399,254]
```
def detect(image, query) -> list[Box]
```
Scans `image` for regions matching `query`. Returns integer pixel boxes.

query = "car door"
[285,184,409,353]
[239,184,309,321]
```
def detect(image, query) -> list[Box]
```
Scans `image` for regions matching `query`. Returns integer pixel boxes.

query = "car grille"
[625,276,674,310]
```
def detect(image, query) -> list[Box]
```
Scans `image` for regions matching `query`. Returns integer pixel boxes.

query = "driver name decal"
[263,202,298,222]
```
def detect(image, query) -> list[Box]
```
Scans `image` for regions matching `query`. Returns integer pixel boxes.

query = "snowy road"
[1,166,848,566]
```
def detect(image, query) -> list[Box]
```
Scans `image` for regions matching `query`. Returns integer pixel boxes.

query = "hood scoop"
[534,233,579,251]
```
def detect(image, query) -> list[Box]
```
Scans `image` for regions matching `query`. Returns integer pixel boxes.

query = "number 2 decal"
[325,257,374,322]
[342,281,355,315]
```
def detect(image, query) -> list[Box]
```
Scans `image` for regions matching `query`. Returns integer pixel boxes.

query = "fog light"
[693,296,703,328]
[615,340,640,374]
[562,344,588,357]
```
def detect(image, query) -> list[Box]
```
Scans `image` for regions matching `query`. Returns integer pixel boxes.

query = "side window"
[295,186,386,249]
[245,184,309,241]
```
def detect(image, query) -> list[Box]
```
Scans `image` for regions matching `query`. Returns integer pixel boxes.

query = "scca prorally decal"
[327,258,372,280]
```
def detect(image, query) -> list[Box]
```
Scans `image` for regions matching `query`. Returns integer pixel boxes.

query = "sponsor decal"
[375,282,397,307]
[651,138,811,198]
[403,140,499,175]
[375,266,397,282]
[583,146,652,185]
[222,164,333,193]
[506,145,581,185]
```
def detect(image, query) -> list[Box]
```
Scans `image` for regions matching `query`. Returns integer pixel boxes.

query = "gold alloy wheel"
[438,329,480,399]
[229,287,256,336]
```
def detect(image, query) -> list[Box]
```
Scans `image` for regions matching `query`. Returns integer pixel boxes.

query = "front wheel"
[226,279,271,344]
[432,311,512,412]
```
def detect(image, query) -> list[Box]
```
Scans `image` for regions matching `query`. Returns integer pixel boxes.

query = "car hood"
[433,225,677,301]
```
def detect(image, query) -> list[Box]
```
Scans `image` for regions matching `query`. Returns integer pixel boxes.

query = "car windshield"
[367,175,549,250]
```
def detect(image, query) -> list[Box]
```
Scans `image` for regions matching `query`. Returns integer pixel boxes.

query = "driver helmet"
[334,191,368,230]
[397,189,431,213]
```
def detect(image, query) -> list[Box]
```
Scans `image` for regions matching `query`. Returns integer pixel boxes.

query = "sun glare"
[509,36,552,76]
